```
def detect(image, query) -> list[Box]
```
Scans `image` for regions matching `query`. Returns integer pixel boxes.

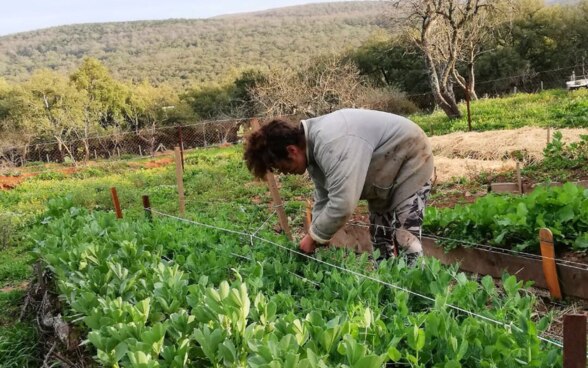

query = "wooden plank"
[540,228,562,299]
[422,237,546,285]
[421,237,588,300]
[331,226,588,299]
[493,180,588,194]
[563,314,587,368]
[490,182,520,193]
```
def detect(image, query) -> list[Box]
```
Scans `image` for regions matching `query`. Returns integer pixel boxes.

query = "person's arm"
[309,135,374,243]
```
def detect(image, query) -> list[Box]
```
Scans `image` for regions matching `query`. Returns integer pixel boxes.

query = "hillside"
[0,1,389,87]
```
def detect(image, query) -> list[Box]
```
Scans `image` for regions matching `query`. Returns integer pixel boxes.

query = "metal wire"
[148,208,565,349]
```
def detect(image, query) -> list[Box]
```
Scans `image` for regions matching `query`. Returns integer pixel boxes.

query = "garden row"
[424,182,588,253]
[32,196,562,367]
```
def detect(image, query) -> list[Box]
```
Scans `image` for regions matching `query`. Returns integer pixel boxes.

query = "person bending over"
[243,108,433,263]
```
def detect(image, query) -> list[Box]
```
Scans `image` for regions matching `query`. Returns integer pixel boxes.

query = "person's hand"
[299,234,317,255]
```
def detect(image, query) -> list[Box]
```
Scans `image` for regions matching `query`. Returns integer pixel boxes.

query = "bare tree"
[250,55,377,117]
[392,0,501,118]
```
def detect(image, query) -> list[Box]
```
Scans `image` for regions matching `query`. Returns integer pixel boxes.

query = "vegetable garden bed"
[32,197,564,367]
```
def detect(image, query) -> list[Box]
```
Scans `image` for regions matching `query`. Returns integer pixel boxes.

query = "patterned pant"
[369,180,432,259]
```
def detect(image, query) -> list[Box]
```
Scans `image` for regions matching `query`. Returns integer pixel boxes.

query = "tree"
[126,82,182,156]
[392,0,502,118]
[70,58,128,161]
[21,70,85,163]
[345,33,431,109]
[250,54,380,117]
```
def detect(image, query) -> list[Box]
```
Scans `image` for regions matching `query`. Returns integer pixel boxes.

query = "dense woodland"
[1,0,587,165]
[0,2,387,86]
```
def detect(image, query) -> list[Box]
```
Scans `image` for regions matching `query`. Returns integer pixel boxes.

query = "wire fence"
[0,118,249,173]
[2,63,587,173]
[405,63,587,101]
[148,207,567,350]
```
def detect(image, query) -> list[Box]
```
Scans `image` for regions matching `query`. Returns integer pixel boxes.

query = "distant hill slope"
[0,1,389,87]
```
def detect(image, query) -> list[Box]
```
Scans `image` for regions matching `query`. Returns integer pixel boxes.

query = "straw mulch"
[430,127,587,161]
[433,156,516,183]
[430,127,587,183]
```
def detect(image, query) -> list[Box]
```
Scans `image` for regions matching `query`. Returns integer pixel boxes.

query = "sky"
[0,0,349,36]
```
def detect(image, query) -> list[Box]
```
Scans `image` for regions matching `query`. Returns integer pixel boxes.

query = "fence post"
[563,314,587,368]
[174,147,186,217]
[466,78,472,132]
[177,126,185,170]
[110,187,123,219]
[250,119,293,241]
[202,123,207,147]
[540,81,544,91]
[142,195,152,222]
[539,228,562,300]
[139,145,143,157]
[516,162,523,194]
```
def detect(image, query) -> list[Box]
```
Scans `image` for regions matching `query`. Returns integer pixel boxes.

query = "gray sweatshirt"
[300,109,434,243]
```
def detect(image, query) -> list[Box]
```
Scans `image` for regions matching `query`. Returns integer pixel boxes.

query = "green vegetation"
[31,197,560,366]
[2,137,579,365]
[520,130,588,182]
[0,2,386,87]
[0,289,40,367]
[425,183,588,252]
[411,89,588,136]
[1,0,588,360]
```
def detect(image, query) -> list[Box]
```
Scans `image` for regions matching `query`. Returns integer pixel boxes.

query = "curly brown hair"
[243,119,305,178]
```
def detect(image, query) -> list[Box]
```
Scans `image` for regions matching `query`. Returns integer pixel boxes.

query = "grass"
[1,88,587,363]
[0,290,40,367]
[411,88,588,135]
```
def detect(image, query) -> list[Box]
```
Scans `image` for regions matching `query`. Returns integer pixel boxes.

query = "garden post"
[250,119,293,241]
[539,228,562,299]
[563,314,587,368]
[110,187,123,219]
[174,147,186,217]
[142,195,152,222]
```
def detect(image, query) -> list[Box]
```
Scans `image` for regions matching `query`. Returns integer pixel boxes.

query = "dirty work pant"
[369,180,432,259]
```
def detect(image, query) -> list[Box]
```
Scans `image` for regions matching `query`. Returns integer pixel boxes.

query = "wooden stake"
[174,147,185,217]
[110,187,123,219]
[563,314,587,368]
[266,174,293,240]
[466,82,472,132]
[516,162,523,194]
[304,200,312,233]
[250,119,293,240]
[177,126,185,170]
[539,228,562,300]
[142,195,152,222]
